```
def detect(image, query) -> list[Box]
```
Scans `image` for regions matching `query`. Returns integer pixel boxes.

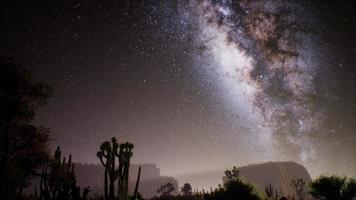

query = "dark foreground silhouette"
[1,56,356,200]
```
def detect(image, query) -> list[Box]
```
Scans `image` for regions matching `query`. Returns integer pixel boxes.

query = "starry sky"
[1,0,356,178]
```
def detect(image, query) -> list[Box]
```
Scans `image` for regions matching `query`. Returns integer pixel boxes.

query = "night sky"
[1,0,356,178]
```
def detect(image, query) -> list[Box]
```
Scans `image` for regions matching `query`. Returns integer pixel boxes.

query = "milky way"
[177,0,325,164]
[2,0,355,181]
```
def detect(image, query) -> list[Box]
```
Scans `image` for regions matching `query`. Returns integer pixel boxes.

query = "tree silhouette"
[157,182,176,197]
[181,183,192,196]
[309,175,356,200]
[0,55,52,199]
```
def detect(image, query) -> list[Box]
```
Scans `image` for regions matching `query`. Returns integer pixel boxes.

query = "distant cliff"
[233,161,312,196]
[74,163,178,198]
[176,161,311,196]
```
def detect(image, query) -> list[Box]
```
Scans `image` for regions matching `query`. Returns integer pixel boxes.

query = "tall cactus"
[97,138,118,200]
[117,142,134,200]
[97,137,141,200]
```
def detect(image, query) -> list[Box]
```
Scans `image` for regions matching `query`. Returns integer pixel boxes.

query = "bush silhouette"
[202,166,262,200]
[309,175,356,200]
[157,182,176,197]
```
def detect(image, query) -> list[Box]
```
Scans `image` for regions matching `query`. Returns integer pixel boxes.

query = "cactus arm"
[131,166,141,200]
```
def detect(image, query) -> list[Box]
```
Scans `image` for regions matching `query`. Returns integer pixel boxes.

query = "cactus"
[224,166,239,181]
[265,183,273,198]
[290,179,305,200]
[97,138,118,200]
[265,183,278,199]
[131,166,141,200]
[117,142,134,200]
[97,137,141,200]
[37,146,88,200]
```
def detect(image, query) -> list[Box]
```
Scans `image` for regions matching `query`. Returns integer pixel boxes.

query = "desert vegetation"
[1,57,356,200]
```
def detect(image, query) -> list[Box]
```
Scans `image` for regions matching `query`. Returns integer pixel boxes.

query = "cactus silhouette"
[132,166,141,200]
[117,142,134,200]
[97,138,117,200]
[37,146,88,200]
[224,166,239,181]
[265,183,278,200]
[97,137,141,200]
[290,179,305,200]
